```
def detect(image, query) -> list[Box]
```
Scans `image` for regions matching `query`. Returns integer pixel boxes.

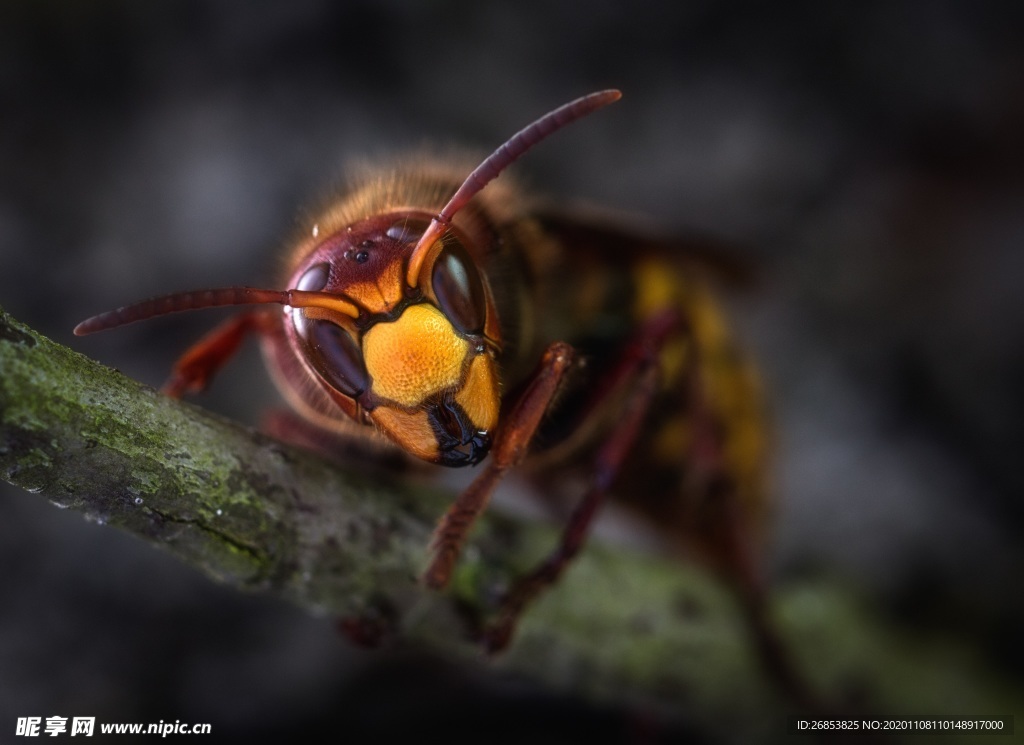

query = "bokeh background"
[2,1,1022,742]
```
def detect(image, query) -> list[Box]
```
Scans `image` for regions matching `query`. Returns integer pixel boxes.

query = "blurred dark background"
[1,1,1022,742]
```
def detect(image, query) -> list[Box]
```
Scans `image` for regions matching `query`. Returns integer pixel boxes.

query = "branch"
[1,306,1019,741]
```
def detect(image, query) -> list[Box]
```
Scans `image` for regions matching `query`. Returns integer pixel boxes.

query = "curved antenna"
[74,287,361,336]
[405,89,622,287]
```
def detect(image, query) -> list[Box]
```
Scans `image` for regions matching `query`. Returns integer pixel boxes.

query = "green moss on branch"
[1,306,1020,743]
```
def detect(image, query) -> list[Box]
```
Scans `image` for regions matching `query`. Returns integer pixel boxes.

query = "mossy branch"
[1,306,1019,741]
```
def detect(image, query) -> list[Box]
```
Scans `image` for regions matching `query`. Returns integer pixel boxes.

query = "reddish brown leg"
[162,311,270,397]
[484,310,679,652]
[423,341,576,590]
[486,365,661,652]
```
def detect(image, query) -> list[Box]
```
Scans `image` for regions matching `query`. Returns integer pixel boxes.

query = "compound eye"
[299,317,369,398]
[431,243,485,335]
[297,262,330,292]
[386,217,432,245]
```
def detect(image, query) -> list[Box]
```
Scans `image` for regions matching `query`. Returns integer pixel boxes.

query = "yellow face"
[362,304,499,464]
[286,212,502,467]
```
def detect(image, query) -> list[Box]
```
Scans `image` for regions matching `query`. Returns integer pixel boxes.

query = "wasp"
[75,90,772,661]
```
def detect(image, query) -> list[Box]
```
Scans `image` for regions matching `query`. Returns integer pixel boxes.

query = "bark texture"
[1,306,1018,741]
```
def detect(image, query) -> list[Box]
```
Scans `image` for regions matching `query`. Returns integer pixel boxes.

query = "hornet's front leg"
[162,311,274,397]
[484,309,680,653]
[423,342,576,590]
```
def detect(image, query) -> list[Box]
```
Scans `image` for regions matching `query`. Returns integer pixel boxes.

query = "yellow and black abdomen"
[514,223,769,564]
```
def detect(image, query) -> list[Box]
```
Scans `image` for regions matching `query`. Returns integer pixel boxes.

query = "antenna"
[405,89,622,287]
[74,287,360,336]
